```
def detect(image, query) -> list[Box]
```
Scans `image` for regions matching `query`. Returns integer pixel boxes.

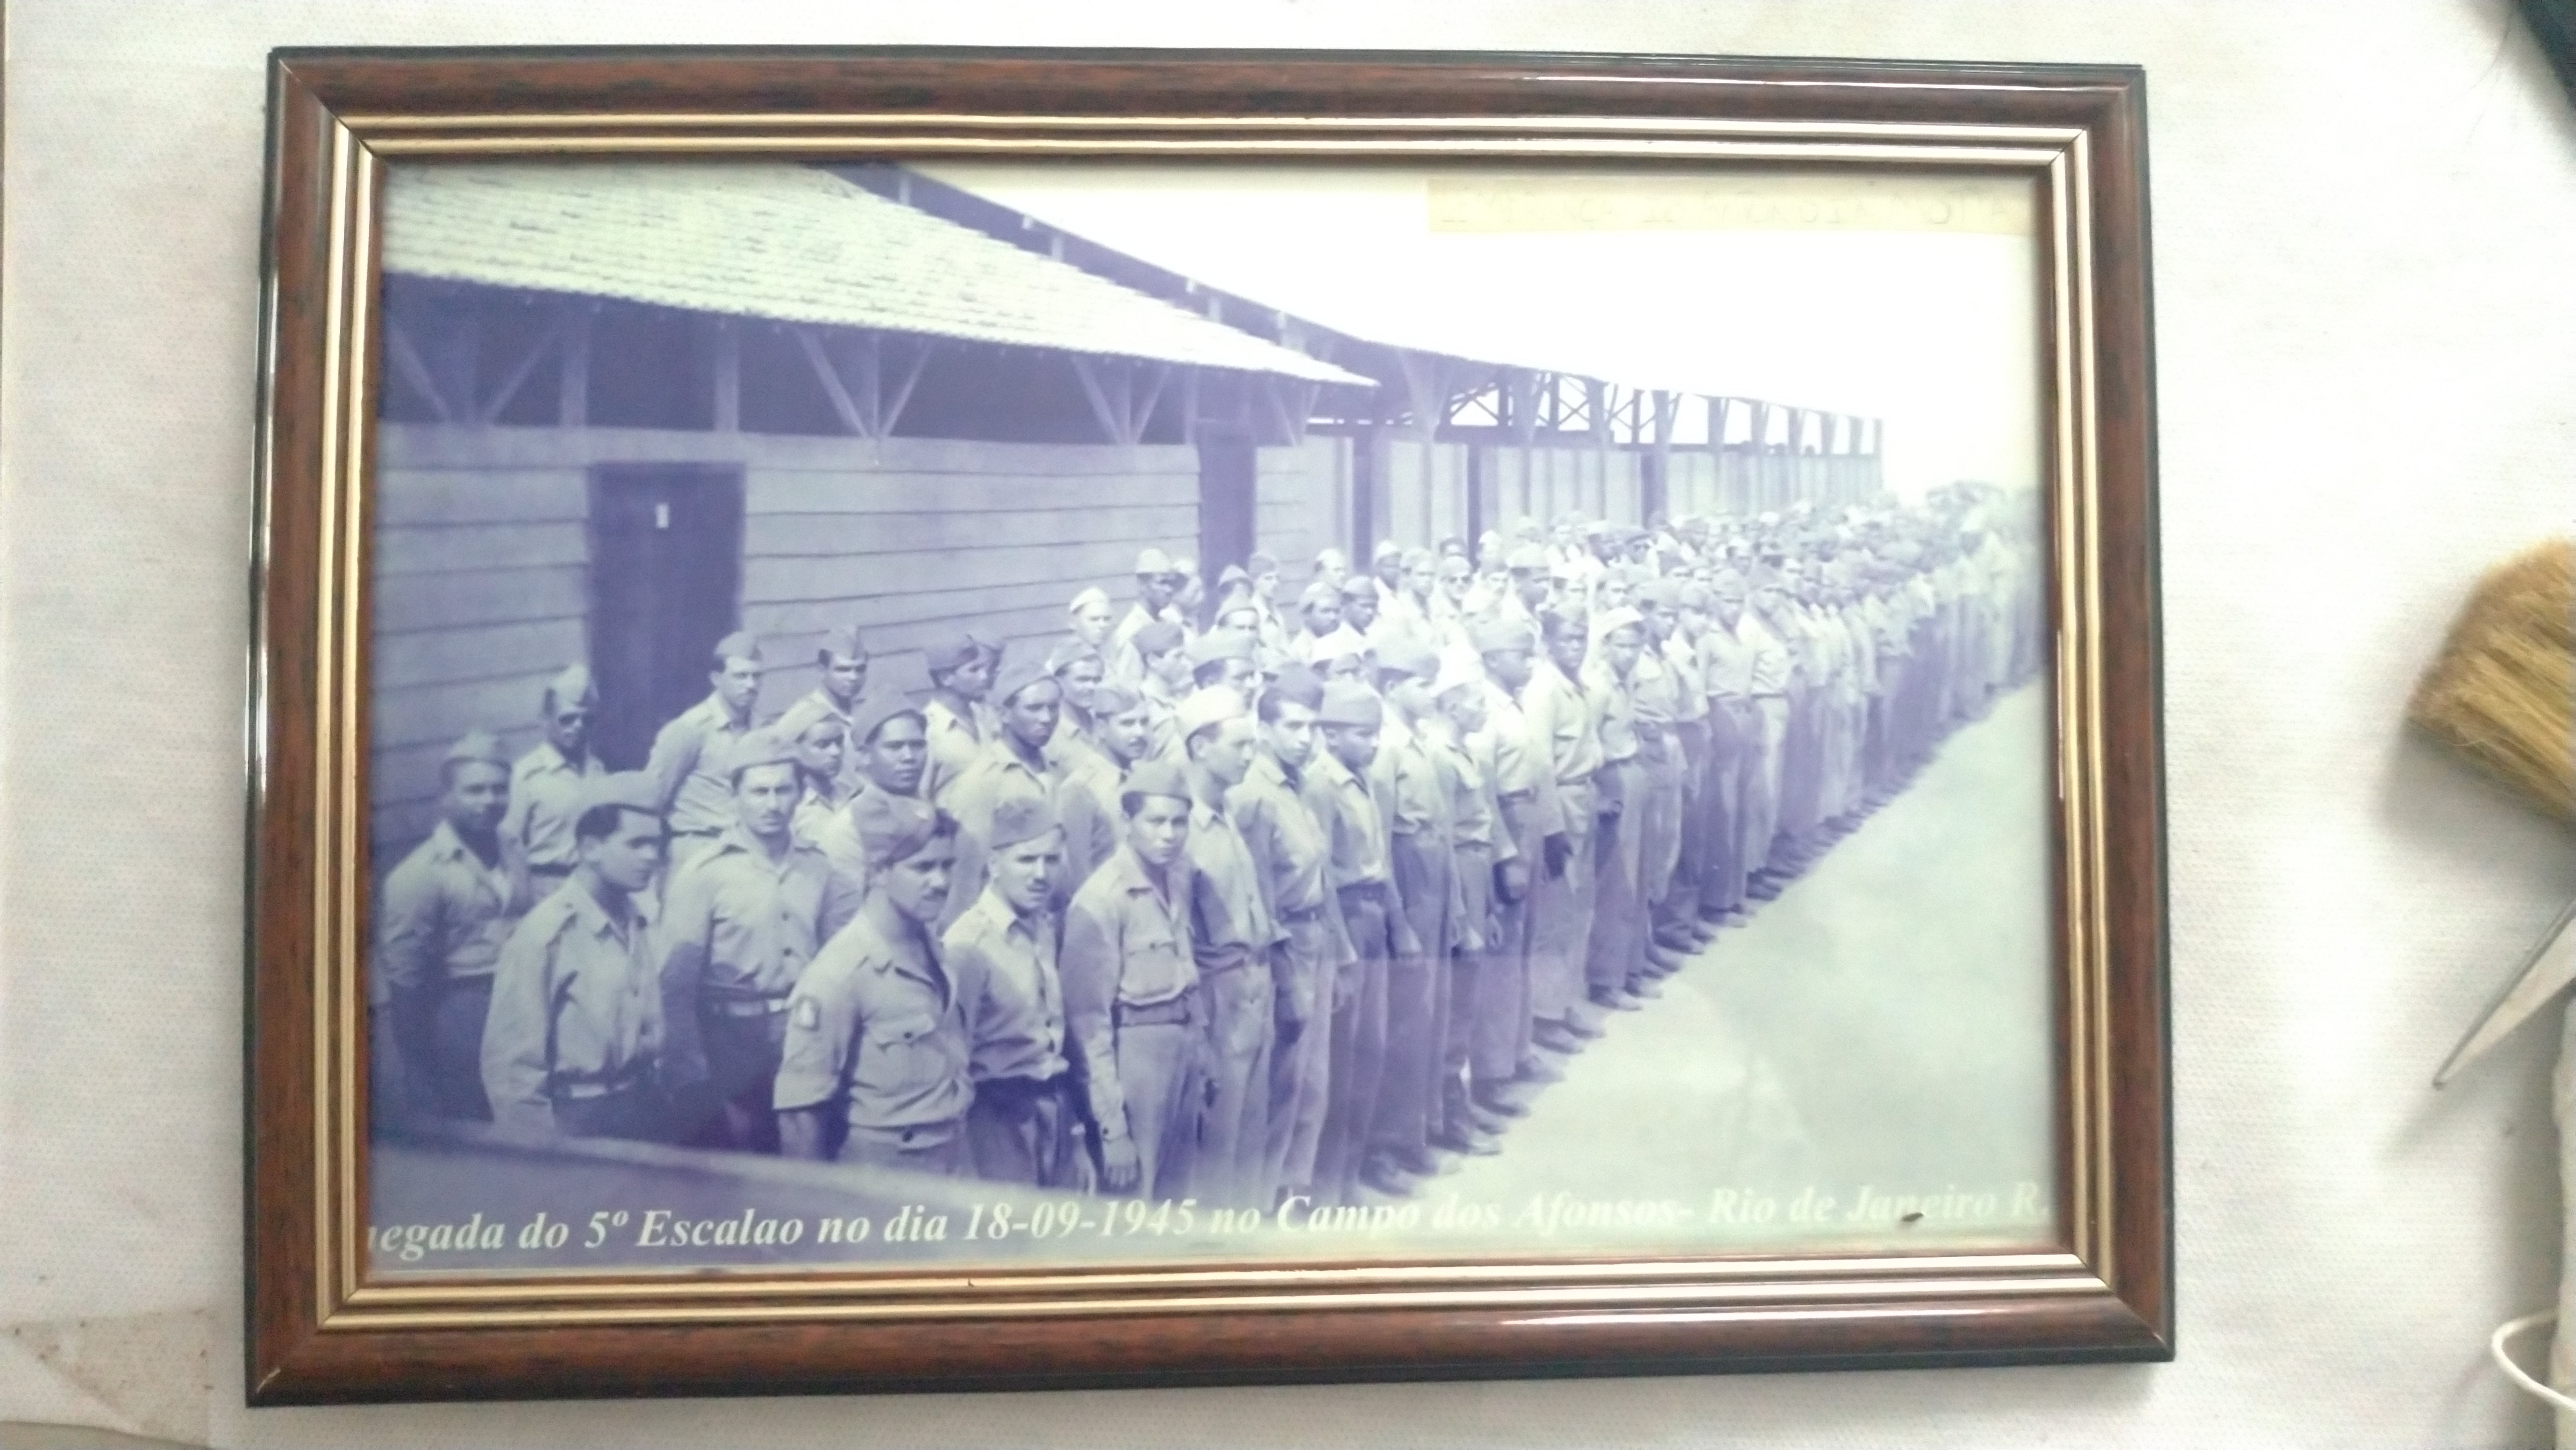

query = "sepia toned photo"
[359,154,2057,1277]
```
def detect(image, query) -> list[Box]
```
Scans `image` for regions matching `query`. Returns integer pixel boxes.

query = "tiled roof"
[382,161,1371,388]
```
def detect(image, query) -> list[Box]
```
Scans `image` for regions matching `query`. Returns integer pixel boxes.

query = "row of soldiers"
[371,489,2039,1211]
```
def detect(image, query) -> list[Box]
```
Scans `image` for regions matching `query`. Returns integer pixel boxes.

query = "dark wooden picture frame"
[247,47,2166,1403]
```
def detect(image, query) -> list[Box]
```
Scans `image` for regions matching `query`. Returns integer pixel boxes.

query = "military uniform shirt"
[1426,716,1515,861]
[1700,618,1758,699]
[920,697,989,810]
[1475,682,1568,838]
[1227,752,1341,922]
[480,881,663,1137]
[1053,751,1129,907]
[500,742,603,876]
[1737,614,1795,698]
[643,694,754,838]
[1524,660,1603,817]
[375,819,534,1000]
[1185,795,1279,970]
[774,913,971,1132]
[660,826,853,1004]
[1659,634,1710,723]
[1371,712,1451,840]
[1582,658,1641,765]
[942,888,1070,1084]
[1300,751,1396,890]
[1059,846,1198,1138]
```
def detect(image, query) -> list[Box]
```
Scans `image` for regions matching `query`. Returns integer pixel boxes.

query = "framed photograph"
[247,48,2167,1402]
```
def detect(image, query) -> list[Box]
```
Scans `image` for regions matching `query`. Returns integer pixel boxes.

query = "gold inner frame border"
[287,111,2112,1332]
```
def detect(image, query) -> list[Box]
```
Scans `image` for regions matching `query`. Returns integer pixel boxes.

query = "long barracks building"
[368,160,1885,857]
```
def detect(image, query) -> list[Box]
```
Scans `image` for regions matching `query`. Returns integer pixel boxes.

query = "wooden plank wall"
[741,437,1201,712]
[372,439,593,859]
[1253,435,1351,582]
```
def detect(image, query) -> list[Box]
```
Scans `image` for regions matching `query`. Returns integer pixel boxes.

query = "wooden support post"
[795,325,870,437]
[382,317,454,424]
[710,317,741,433]
[557,302,590,427]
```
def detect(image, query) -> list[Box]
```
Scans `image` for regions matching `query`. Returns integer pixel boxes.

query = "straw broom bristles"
[2409,538,2576,822]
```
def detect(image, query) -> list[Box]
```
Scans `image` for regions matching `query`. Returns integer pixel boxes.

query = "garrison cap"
[1372,538,1404,563]
[543,663,596,706]
[1592,606,1646,639]
[1375,635,1441,680]
[815,626,866,662]
[1316,681,1384,728]
[852,790,944,870]
[1402,546,1437,570]
[712,631,762,666]
[1133,547,1177,576]
[847,692,927,747]
[1121,758,1193,808]
[1217,562,1252,591]
[1306,628,1366,669]
[1298,580,1341,610]
[1246,550,1279,574]
[773,695,845,743]
[578,771,662,821]
[985,791,1063,851]
[1047,638,1104,675]
[1267,663,1325,710]
[924,637,984,675]
[1469,615,1537,655]
[1092,679,1146,715]
[1678,582,1714,610]
[992,655,1057,707]
[1175,685,1247,743]
[1067,585,1112,616]
[1506,543,1549,571]
[1430,649,1485,700]
[1708,566,1749,591]
[1186,630,1255,668]
[443,730,511,771]
[725,727,800,780]
[1636,579,1685,609]
[1339,575,1380,601]
[1132,619,1186,658]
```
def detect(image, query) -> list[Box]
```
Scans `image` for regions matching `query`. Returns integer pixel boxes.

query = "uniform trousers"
[1111,1003,1206,1201]
[421,976,496,1122]
[1442,841,1497,1107]
[550,1081,670,1143]
[1586,759,1648,993]
[698,1003,788,1153]
[842,1120,967,1175]
[1266,913,1340,1195]
[965,1074,1088,1190]
[1472,804,1539,1084]
[1699,700,1754,915]
[1742,697,1791,879]
[1638,735,1686,914]
[1318,882,1395,1204]
[1197,954,1277,1209]
[1660,721,1710,934]
[1374,832,1454,1164]
[1527,795,1596,1025]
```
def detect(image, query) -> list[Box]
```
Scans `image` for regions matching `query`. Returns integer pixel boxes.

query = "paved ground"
[1421,682,2059,1255]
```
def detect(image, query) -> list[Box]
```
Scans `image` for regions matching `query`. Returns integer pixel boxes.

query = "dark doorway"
[587,464,746,770]
[1196,428,1257,600]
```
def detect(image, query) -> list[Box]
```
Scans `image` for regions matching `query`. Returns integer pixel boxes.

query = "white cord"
[2490,1310,2576,1414]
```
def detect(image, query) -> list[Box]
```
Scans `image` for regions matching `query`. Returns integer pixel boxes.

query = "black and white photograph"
[361,156,2057,1275]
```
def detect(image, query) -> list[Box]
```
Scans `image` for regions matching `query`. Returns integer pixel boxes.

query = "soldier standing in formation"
[382,485,2038,1215]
